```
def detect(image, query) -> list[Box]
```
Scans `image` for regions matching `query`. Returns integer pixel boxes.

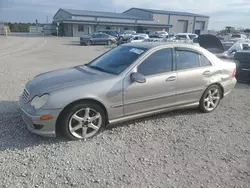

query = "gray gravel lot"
[0,35,250,188]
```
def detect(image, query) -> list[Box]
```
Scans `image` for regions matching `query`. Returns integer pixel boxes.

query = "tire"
[199,85,222,113]
[59,102,106,140]
[107,40,112,45]
[86,40,92,46]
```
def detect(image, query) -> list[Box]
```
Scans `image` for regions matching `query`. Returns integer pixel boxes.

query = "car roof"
[122,41,202,50]
[176,33,197,35]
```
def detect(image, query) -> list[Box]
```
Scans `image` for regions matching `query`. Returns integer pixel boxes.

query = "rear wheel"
[59,102,106,140]
[199,85,222,113]
[86,40,92,46]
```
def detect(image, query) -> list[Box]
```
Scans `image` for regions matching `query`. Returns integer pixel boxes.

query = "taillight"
[232,68,237,77]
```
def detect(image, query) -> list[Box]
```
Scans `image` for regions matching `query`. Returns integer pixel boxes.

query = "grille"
[21,88,30,103]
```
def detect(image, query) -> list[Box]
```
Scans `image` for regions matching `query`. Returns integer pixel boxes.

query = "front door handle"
[203,70,211,76]
[166,76,176,81]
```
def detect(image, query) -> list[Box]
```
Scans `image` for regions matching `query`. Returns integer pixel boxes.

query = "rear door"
[174,47,215,105]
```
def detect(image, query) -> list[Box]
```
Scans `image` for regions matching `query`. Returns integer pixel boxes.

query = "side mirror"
[230,49,237,54]
[130,72,146,83]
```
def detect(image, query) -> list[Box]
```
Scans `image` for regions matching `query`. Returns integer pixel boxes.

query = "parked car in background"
[174,33,198,40]
[221,41,235,51]
[116,35,134,45]
[155,31,168,38]
[97,30,119,39]
[217,42,250,59]
[129,35,148,43]
[19,42,237,140]
[80,33,116,45]
[119,30,137,40]
[197,34,250,60]
[217,33,232,41]
[143,38,163,42]
[168,33,175,38]
[234,51,250,83]
[231,34,247,41]
[136,33,149,38]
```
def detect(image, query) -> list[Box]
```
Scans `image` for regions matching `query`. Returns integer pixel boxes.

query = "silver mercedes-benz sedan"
[19,42,237,140]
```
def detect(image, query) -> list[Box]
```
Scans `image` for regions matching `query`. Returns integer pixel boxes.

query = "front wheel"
[199,85,222,113]
[107,40,112,45]
[59,102,106,140]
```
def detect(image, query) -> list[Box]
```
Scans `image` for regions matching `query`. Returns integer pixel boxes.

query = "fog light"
[33,124,44,130]
[40,114,53,120]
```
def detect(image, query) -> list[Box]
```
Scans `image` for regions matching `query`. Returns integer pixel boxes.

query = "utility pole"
[36,19,38,32]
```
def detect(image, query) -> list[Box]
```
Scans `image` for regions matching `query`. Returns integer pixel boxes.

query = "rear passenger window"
[200,55,212,67]
[176,50,200,70]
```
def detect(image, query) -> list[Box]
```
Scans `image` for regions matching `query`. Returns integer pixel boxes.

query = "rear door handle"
[203,70,211,76]
[166,76,176,81]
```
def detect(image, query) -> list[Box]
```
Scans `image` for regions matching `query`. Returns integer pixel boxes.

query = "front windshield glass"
[231,34,241,38]
[86,46,147,75]
[188,35,197,39]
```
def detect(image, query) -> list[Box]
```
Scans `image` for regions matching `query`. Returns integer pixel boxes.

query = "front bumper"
[18,98,61,137]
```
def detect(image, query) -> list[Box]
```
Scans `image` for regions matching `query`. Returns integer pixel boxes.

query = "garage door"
[195,21,205,30]
[178,20,188,33]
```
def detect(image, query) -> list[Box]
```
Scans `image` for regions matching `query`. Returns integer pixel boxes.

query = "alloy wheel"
[203,88,221,111]
[69,107,102,139]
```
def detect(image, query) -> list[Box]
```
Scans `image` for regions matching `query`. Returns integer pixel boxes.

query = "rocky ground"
[0,35,250,188]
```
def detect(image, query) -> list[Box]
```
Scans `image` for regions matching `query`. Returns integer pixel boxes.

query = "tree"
[244,29,250,33]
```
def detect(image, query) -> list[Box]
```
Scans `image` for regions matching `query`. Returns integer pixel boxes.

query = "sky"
[0,0,250,30]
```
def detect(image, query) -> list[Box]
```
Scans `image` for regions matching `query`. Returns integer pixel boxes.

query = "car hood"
[198,34,225,53]
[26,66,113,97]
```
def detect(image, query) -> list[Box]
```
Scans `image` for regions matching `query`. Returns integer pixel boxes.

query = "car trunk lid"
[198,34,225,53]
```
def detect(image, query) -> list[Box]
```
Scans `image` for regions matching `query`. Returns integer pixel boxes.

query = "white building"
[0,22,10,35]
[29,26,44,33]
[53,7,209,37]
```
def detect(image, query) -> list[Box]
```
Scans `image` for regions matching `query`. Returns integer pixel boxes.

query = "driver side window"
[137,48,173,76]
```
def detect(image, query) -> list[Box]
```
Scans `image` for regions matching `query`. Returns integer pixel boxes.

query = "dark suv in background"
[234,51,250,83]
[97,30,119,39]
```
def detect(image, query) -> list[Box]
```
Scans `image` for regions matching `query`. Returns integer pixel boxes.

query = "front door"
[123,47,177,116]
[99,34,108,44]
[174,48,215,105]
[92,34,102,44]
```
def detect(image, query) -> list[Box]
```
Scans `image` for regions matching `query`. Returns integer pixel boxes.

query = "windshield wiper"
[88,65,116,75]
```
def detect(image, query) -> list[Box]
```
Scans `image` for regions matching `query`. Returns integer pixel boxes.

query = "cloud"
[0,0,249,30]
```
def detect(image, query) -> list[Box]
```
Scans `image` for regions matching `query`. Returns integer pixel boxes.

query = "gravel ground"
[0,35,250,188]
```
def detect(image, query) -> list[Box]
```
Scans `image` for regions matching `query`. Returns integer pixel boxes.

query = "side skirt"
[108,102,199,125]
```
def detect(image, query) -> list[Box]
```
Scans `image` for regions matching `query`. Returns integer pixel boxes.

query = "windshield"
[188,35,197,39]
[86,46,147,75]
[231,34,241,38]
[124,31,136,34]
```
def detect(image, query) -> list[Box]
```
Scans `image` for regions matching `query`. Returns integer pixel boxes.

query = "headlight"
[31,94,49,109]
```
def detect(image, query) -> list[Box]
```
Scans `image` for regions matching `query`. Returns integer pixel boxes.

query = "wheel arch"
[210,82,224,98]
[202,82,224,99]
[55,98,109,135]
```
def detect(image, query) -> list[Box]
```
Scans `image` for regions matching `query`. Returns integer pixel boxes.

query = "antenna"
[46,16,48,23]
